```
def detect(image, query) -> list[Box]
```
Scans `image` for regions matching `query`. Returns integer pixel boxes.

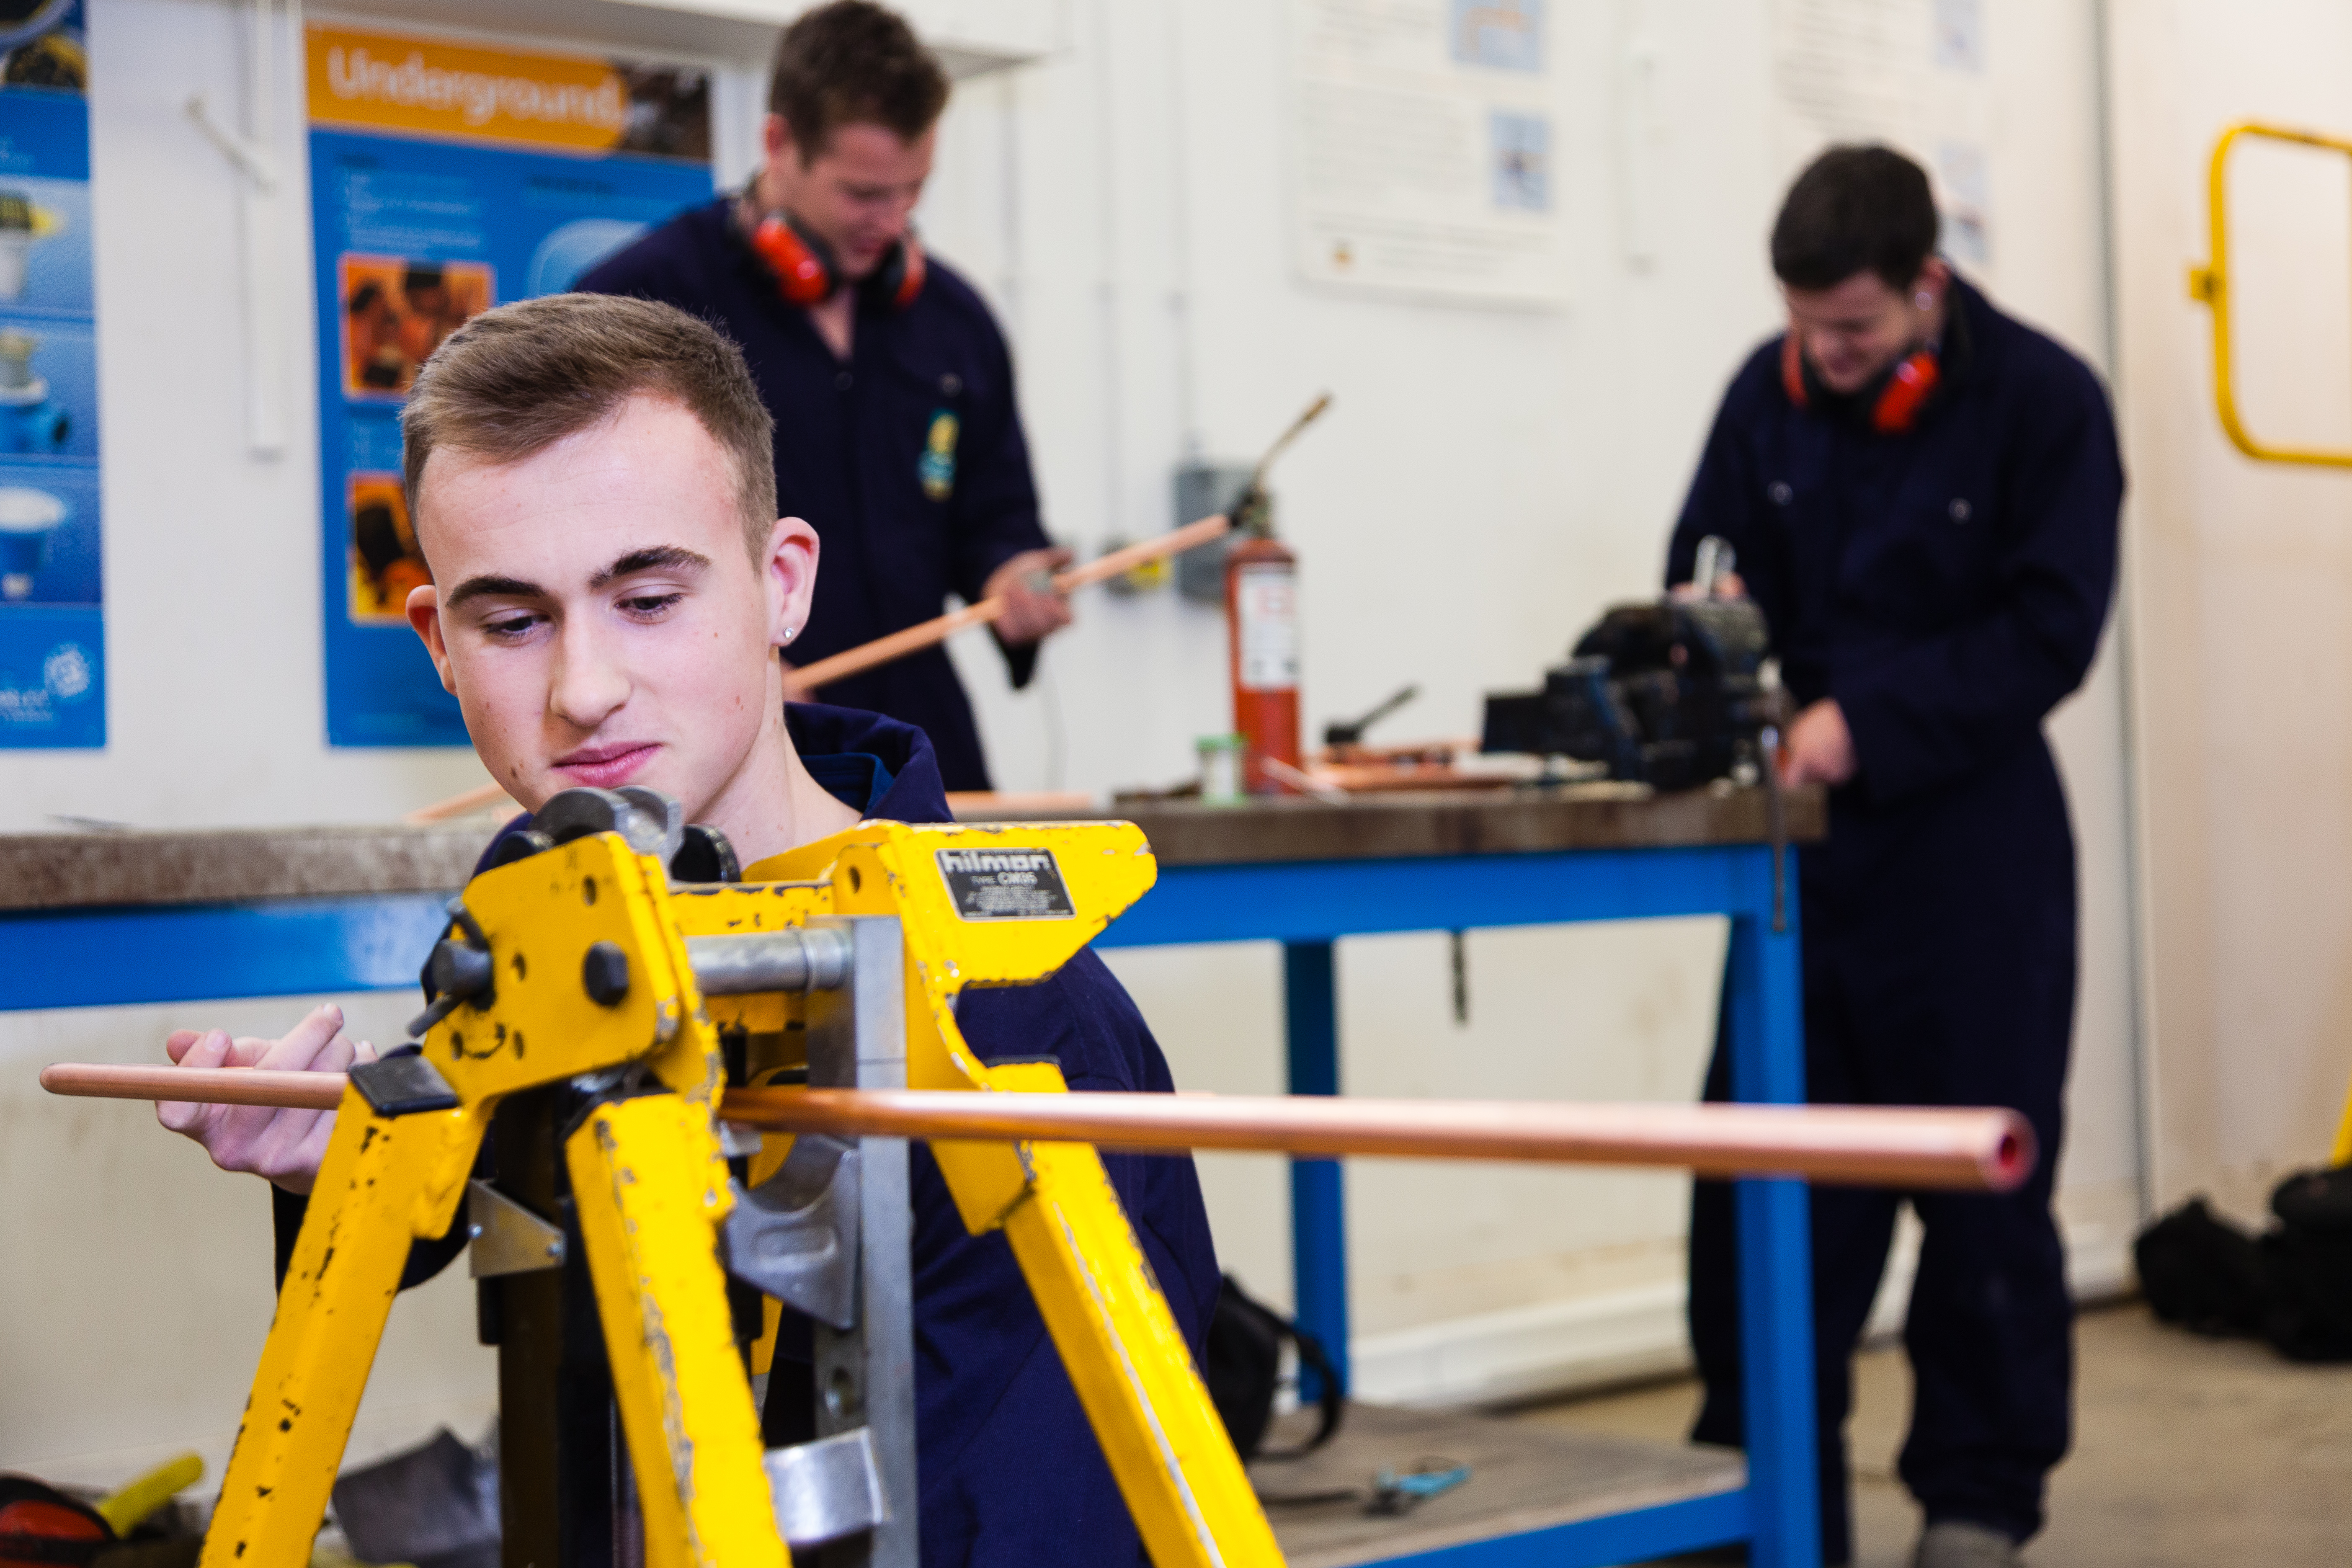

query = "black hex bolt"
[582,942,630,1007]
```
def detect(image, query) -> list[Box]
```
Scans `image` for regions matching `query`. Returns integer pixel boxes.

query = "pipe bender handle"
[200,1088,483,1568]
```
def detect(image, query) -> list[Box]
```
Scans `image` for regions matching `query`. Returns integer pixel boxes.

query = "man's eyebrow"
[443,574,544,610]
[591,546,712,588]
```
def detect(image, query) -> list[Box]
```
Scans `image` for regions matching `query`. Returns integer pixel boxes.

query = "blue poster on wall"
[0,0,102,750]
[308,24,712,746]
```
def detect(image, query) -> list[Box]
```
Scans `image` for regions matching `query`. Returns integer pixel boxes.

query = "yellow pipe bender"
[200,794,1281,1568]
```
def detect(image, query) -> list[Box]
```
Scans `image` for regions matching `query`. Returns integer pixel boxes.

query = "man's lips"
[550,742,660,788]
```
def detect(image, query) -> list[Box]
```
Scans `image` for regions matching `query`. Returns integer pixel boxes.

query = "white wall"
[2105,0,2352,1224]
[0,0,2148,1485]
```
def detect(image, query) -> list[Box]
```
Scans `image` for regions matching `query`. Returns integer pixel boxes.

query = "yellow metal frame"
[2332,1071,2352,1166]
[2192,123,2352,1161]
[200,818,1279,1568]
[2188,120,2352,468]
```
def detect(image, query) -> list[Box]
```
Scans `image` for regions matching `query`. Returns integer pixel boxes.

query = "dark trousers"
[1687,927,2076,1565]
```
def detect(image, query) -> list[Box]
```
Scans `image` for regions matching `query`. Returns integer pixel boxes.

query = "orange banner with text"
[307,26,628,152]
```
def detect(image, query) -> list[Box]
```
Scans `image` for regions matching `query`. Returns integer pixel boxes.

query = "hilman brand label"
[936,847,1076,921]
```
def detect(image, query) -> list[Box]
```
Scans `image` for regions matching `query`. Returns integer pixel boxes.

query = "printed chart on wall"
[1288,0,1565,306]
[0,0,101,749]
[309,24,713,745]
[1772,0,1995,274]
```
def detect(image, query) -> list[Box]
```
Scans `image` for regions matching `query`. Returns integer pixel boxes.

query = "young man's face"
[765,117,935,280]
[406,394,816,820]
[1782,256,1948,395]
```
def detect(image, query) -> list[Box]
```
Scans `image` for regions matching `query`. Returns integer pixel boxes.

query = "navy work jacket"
[276,705,1219,1566]
[1666,277,2122,966]
[578,202,1053,792]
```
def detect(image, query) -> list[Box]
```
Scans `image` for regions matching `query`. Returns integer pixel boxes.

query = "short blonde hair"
[401,293,777,560]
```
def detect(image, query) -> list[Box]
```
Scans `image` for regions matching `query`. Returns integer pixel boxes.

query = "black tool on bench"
[1478,540,1781,794]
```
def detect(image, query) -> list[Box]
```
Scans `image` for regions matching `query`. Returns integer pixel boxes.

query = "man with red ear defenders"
[1666,147,2122,1568]
[578,0,1070,792]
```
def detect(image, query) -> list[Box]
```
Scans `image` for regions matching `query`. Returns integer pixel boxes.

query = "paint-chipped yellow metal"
[2189,121,2352,469]
[741,823,1283,1568]
[569,1094,785,1568]
[204,817,1279,1568]
[987,1059,1275,1564]
[201,831,777,1568]
[196,1086,468,1568]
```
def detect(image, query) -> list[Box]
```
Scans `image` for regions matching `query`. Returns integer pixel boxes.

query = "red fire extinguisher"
[1225,505,1302,794]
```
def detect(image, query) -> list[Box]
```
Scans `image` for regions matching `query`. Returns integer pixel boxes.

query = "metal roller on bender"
[36,782,2035,1568]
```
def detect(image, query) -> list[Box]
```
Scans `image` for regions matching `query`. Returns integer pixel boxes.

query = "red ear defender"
[889,231,926,309]
[750,214,834,306]
[858,230,926,312]
[1780,333,1941,433]
[1871,348,1940,434]
[1780,331,1810,409]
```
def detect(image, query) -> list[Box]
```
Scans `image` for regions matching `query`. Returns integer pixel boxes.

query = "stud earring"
[781,625,798,645]
[1916,290,1934,310]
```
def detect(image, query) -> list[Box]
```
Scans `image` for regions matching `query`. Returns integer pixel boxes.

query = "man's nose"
[548,618,630,730]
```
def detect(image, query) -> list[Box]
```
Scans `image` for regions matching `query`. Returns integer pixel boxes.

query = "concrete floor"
[1511,1303,2352,1567]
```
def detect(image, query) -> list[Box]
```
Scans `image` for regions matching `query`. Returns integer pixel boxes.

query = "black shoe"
[1914,1521,2022,1568]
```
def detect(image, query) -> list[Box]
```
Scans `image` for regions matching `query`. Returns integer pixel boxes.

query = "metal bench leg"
[1726,897,1821,1568]
[1284,939,1349,1401]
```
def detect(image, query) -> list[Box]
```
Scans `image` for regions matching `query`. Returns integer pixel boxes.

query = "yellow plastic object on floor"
[198,818,1279,1568]
[95,1452,202,1537]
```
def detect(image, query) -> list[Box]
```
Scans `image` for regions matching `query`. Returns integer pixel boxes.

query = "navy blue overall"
[276,706,1218,1565]
[579,203,1055,791]
[1665,276,2122,1562]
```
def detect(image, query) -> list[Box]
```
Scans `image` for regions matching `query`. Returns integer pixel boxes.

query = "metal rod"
[1244,392,1332,495]
[685,929,855,995]
[727,1089,2030,1191]
[405,781,520,824]
[37,1065,2032,1191]
[45,1063,348,1110]
[787,512,1235,694]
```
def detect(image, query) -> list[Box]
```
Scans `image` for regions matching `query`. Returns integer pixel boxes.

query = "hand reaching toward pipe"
[157,1003,377,1194]
[983,546,1076,645]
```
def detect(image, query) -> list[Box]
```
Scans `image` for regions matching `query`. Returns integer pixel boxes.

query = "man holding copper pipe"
[1666,146,2122,1568]
[580,0,1069,790]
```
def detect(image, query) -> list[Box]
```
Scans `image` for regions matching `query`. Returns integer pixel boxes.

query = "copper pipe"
[405,781,521,825]
[39,1063,2032,1191]
[44,1063,349,1110]
[786,512,1234,693]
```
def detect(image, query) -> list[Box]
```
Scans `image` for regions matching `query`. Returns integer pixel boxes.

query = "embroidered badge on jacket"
[920,409,959,501]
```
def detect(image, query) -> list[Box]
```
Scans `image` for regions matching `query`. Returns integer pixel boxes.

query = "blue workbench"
[1096,838,1818,1568]
[1,800,1820,1568]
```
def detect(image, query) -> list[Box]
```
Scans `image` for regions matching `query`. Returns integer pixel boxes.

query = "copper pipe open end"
[1985,1114,2037,1193]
